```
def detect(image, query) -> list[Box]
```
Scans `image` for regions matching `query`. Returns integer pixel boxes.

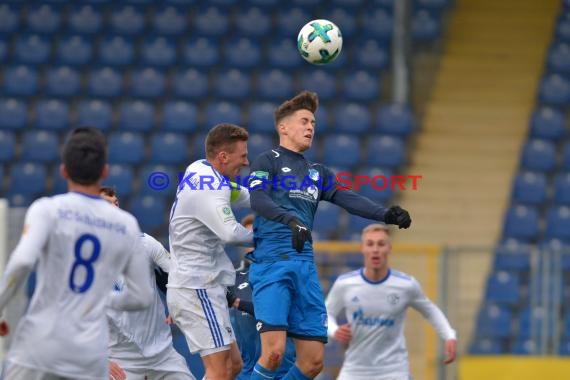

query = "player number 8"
[69,233,101,293]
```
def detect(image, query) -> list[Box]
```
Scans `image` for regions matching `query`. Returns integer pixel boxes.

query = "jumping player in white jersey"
[99,187,195,380]
[167,123,253,380]
[326,224,457,380]
[0,127,153,380]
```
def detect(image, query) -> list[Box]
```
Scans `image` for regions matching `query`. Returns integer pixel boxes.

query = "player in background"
[167,123,254,380]
[99,187,195,380]
[0,127,153,380]
[247,90,412,380]
[326,224,457,380]
[227,214,296,380]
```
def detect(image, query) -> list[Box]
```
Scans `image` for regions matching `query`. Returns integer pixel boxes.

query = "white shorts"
[113,346,195,380]
[167,286,235,356]
[2,361,72,380]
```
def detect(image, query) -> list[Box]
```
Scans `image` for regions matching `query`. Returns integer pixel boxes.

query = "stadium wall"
[459,356,570,380]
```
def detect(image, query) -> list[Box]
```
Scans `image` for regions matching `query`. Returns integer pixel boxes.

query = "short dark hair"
[205,123,249,160]
[99,186,117,198]
[62,127,107,185]
[274,91,318,125]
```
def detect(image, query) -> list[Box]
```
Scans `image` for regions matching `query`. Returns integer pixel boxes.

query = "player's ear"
[59,164,69,180]
[100,164,109,180]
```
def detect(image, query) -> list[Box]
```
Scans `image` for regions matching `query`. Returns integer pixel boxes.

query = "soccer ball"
[297,19,343,65]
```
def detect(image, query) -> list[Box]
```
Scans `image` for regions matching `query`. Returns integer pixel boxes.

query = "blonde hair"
[361,223,391,239]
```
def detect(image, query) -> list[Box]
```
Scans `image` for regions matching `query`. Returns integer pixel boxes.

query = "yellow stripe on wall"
[460,356,570,380]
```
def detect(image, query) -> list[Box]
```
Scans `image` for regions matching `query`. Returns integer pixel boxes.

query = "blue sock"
[282,365,311,380]
[251,363,278,380]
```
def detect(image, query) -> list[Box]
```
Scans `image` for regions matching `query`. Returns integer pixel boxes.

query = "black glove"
[384,206,412,229]
[287,219,312,253]
[226,287,238,308]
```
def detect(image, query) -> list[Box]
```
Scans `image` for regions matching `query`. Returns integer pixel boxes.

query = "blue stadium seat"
[205,102,241,126]
[138,164,178,197]
[539,74,570,105]
[68,5,102,34]
[150,133,189,165]
[152,5,187,35]
[275,7,310,37]
[529,106,565,140]
[21,131,59,163]
[475,303,513,338]
[14,34,51,65]
[194,7,229,36]
[247,134,274,160]
[468,337,505,355]
[415,0,450,9]
[0,39,7,63]
[353,167,395,203]
[511,338,538,355]
[88,67,123,98]
[118,101,155,132]
[161,101,198,133]
[412,10,441,41]
[141,36,176,67]
[563,312,570,339]
[34,99,69,131]
[3,65,38,96]
[0,98,27,130]
[266,38,303,69]
[323,8,356,38]
[331,0,365,6]
[346,213,376,234]
[98,35,135,67]
[557,20,570,43]
[548,42,570,74]
[299,69,337,101]
[51,166,67,195]
[503,205,539,241]
[130,68,166,98]
[246,0,280,6]
[224,38,262,69]
[45,66,81,97]
[108,132,145,164]
[215,69,251,99]
[315,104,329,133]
[173,68,209,99]
[511,171,548,206]
[343,71,380,102]
[110,5,145,35]
[57,35,93,66]
[554,173,570,205]
[560,339,570,355]
[517,307,554,340]
[257,70,294,100]
[520,140,556,172]
[129,196,166,231]
[190,133,207,161]
[335,103,370,134]
[323,135,360,167]
[182,38,220,67]
[493,251,531,273]
[314,201,341,236]
[8,162,48,196]
[375,104,416,137]
[0,4,20,34]
[495,238,531,256]
[484,271,521,306]
[77,100,113,131]
[26,4,61,34]
[0,131,15,162]
[360,9,393,41]
[102,164,134,197]
[6,193,35,208]
[235,7,270,37]
[353,39,390,71]
[562,142,570,171]
[545,206,570,241]
[365,135,405,169]
[247,102,276,134]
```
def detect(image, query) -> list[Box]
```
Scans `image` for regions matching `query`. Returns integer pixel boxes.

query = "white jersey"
[168,159,253,289]
[326,268,456,380]
[108,233,173,363]
[0,192,153,380]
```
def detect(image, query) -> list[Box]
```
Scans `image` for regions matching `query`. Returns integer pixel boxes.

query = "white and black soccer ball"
[297,19,343,65]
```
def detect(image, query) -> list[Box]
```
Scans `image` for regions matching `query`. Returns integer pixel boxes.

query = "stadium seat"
[34,99,69,131]
[343,71,380,102]
[224,38,262,69]
[8,163,48,196]
[484,271,521,306]
[324,8,357,38]
[110,5,145,35]
[511,171,548,206]
[547,42,570,74]
[190,133,207,161]
[6,192,36,208]
[257,70,294,100]
[315,104,329,133]
[138,164,178,197]
[21,131,59,163]
[152,5,187,35]
[365,135,406,169]
[493,251,531,273]
[182,38,220,67]
[141,37,177,67]
[130,68,166,98]
[118,101,155,132]
[68,5,103,34]
[172,68,209,99]
[346,213,377,234]
[511,338,538,355]
[412,10,441,41]
[102,164,134,197]
[538,74,570,105]
[129,196,166,231]
[360,9,393,41]
[45,66,81,97]
[247,134,274,160]
[161,101,198,133]
[335,103,371,134]
[247,102,277,134]
[503,205,539,241]
[14,34,51,65]
[517,307,554,340]
[468,337,505,355]
[57,35,93,66]
[266,38,303,69]
[323,135,360,167]
[3,65,38,96]
[353,167,395,203]
[554,173,570,205]
[26,4,61,34]
[545,206,570,241]
[475,303,513,338]
[98,35,135,67]
[520,140,556,172]
[0,4,20,34]
[529,106,565,140]
[0,98,27,130]
[215,69,251,99]
[0,39,6,63]
[353,39,390,71]
[562,142,570,171]
[77,100,113,131]
[559,338,570,355]
[415,0,450,9]
[314,201,341,236]
[194,7,229,36]
[299,69,338,101]
[150,133,189,165]
[331,0,365,6]
[108,132,145,164]
[0,131,15,162]
[235,7,271,37]
[275,7,310,37]
[87,67,123,98]
[375,104,416,137]
[205,102,241,126]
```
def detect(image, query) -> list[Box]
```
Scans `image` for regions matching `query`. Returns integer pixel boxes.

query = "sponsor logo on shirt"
[352,308,395,327]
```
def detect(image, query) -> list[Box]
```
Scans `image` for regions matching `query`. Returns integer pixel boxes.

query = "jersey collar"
[360,267,391,285]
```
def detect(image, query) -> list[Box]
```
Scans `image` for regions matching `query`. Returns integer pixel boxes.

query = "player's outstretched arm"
[443,339,457,364]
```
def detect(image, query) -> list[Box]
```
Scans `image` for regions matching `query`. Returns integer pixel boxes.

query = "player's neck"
[279,141,305,154]
[68,182,102,197]
[363,267,389,282]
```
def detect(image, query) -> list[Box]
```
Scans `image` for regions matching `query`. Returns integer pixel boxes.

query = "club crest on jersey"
[387,293,400,305]
[308,168,320,181]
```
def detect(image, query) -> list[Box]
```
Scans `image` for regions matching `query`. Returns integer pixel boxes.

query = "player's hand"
[165,315,174,325]
[443,339,457,364]
[226,288,238,308]
[288,219,312,253]
[0,320,9,336]
[334,323,352,344]
[108,360,126,380]
[384,206,412,229]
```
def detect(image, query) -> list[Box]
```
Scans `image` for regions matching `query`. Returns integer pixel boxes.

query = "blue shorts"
[249,260,328,342]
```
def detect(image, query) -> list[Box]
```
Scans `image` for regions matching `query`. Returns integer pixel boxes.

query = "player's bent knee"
[231,359,243,377]
[299,357,324,378]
